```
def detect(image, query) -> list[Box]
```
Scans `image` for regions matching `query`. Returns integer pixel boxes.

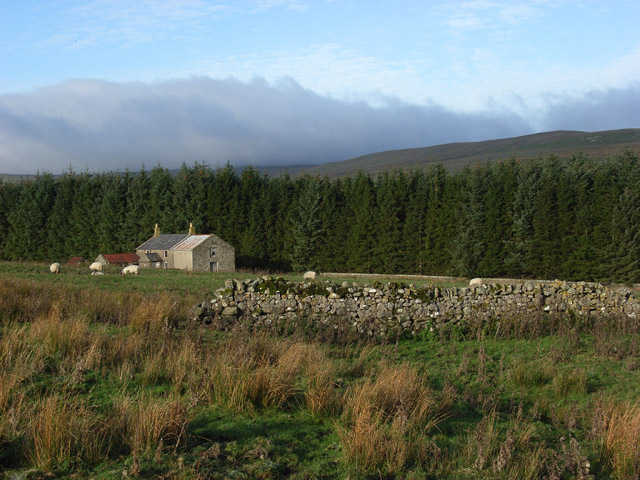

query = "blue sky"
[1,0,639,174]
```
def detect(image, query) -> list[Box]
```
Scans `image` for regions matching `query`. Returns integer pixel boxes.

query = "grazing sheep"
[49,262,60,274]
[469,278,483,286]
[303,271,317,281]
[89,262,103,274]
[121,265,139,276]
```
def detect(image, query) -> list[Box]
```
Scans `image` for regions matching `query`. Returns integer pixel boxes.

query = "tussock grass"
[339,362,444,475]
[510,358,555,388]
[552,368,588,395]
[129,294,178,333]
[200,333,339,412]
[114,394,190,455]
[26,393,110,470]
[594,401,640,478]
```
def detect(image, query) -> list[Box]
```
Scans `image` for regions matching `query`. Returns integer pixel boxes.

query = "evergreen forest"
[1,151,639,283]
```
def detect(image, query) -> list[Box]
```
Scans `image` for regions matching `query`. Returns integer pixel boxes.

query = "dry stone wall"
[193,277,640,338]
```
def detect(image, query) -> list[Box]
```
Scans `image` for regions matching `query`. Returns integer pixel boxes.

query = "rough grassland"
[2,261,640,479]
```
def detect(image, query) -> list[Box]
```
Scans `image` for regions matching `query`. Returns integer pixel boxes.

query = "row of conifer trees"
[0,152,639,282]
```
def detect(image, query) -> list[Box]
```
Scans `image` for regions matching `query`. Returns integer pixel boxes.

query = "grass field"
[2,261,640,479]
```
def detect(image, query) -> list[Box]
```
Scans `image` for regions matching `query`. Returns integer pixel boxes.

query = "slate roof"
[137,234,187,251]
[138,252,161,263]
[145,252,161,262]
[172,235,211,251]
[102,253,140,264]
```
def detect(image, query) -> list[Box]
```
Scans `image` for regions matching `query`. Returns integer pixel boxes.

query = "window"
[210,247,217,257]
[145,250,150,254]
[163,250,168,258]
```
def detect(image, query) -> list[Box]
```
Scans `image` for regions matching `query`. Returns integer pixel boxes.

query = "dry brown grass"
[114,394,190,456]
[26,393,111,470]
[198,333,341,413]
[595,401,640,478]
[168,336,204,392]
[129,294,178,333]
[338,362,443,474]
[30,306,92,367]
[338,404,411,474]
[344,363,437,425]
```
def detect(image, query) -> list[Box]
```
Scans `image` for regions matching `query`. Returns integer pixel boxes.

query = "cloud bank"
[0,77,638,174]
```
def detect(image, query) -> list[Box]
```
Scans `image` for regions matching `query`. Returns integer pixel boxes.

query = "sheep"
[121,265,139,276]
[469,278,483,286]
[49,262,60,274]
[89,262,103,274]
[303,271,317,281]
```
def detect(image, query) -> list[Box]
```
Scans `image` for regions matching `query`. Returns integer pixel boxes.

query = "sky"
[1,0,639,174]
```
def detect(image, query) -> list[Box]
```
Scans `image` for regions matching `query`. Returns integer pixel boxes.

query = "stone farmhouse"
[136,224,235,272]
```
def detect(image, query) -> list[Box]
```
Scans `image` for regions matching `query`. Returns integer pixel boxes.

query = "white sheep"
[303,271,317,281]
[121,265,139,276]
[89,262,103,274]
[49,262,60,274]
[469,278,483,286]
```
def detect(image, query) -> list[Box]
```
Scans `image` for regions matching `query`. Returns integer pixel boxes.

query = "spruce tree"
[344,172,375,272]
[290,177,323,272]
[47,168,77,260]
[402,170,428,273]
[372,171,407,273]
[0,181,23,259]
[5,173,56,261]
[68,172,100,260]
[449,166,487,276]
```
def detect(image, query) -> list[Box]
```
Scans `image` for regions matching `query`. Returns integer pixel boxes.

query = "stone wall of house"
[201,235,235,272]
[193,277,640,338]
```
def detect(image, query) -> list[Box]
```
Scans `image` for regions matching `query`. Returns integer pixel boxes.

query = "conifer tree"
[122,165,152,249]
[449,166,487,276]
[402,170,428,273]
[372,171,407,273]
[423,164,454,274]
[504,160,540,277]
[68,172,100,259]
[0,181,23,259]
[96,173,127,252]
[147,165,173,235]
[5,173,56,260]
[208,162,241,244]
[290,177,323,272]
[344,172,375,272]
[47,168,77,260]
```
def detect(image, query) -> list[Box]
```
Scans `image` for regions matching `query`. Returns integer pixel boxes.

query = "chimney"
[153,224,160,237]
[188,222,196,235]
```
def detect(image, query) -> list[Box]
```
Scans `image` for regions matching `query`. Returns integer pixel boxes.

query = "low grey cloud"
[539,84,640,132]
[0,77,638,174]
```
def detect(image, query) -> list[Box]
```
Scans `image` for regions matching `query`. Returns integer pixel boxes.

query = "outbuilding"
[94,253,140,266]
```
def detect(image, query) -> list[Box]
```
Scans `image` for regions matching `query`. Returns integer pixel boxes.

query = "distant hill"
[289,129,640,178]
[2,129,639,181]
